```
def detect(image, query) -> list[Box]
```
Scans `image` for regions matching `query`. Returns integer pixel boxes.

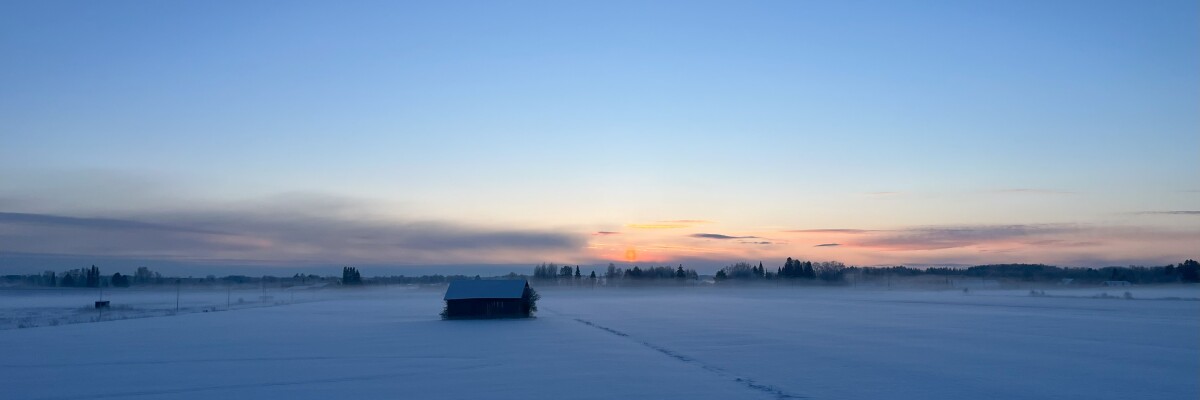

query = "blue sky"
[1,1,1197,271]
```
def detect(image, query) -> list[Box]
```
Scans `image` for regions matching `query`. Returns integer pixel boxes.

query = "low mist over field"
[3,282,1198,399]
[2,0,1197,399]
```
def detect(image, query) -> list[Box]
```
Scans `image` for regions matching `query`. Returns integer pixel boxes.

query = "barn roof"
[444,279,528,300]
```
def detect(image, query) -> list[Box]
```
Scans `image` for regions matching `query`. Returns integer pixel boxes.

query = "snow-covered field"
[0,286,335,329]
[2,285,1197,399]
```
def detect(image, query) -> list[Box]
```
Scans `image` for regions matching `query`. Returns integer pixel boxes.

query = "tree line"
[0,266,519,288]
[918,260,1200,284]
[4,260,1197,288]
[342,267,364,285]
[532,263,699,283]
[1,266,346,288]
[712,258,1200,284]
[714,259,848,282]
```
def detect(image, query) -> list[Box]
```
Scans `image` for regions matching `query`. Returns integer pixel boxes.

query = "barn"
[442,279,538,319]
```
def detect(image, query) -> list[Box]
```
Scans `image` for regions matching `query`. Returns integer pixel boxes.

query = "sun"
[624,247,638,262]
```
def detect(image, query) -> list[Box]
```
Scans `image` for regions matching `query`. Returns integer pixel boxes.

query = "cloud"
[0,212,222,235]
[0,208,585,265]
[1021,240,1101,248]
[776,223,1200,267]
[593,231,621,235]
[784,229,877,234]
[738,241,773,245]
[1135,211,1200,215]
[814,243,841,247]
[847,224,1077,251]
[691,233,758,240]
[793,224,1198,253]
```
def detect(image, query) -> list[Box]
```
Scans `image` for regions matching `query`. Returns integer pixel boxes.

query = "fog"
[3,284,1197,399]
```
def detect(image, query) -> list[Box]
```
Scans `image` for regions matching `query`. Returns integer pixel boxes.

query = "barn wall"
[444,298,531,318]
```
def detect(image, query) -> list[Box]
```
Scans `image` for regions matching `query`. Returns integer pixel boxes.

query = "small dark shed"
[442,279,537,318]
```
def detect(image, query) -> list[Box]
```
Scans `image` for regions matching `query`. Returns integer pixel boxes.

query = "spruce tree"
[1181,259,1200,283]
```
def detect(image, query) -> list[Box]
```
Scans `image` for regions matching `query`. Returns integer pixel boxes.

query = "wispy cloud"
[593,231,621,235]
[691,233,758,240]
[1134,211,1200,215]
[659,219,713,224]
[0,212,222,235]
[847,224,1076,251]
[618,222,1199,268]
[1021,239,1101,248]
[0,207,585,265]
[784,229,878,234]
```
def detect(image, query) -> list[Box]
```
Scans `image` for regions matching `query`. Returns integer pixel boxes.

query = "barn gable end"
[442,280,536,319]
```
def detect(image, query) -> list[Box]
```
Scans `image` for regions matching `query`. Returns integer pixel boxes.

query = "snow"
[0,286,330,329]
[2,285,1197,399]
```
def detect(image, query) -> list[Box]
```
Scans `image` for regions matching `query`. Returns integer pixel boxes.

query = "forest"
[2,259,1197,288]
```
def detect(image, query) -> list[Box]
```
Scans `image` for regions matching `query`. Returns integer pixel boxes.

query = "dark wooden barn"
[442,280,537,319]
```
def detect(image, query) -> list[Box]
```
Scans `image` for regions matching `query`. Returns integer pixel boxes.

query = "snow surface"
[2,285,1197,399]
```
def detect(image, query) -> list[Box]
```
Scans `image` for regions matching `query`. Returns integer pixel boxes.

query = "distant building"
[1102,281,1132,287]
[442,280,536,318]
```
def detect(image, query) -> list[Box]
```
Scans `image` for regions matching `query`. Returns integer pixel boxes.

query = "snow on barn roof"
[444,280,528,300]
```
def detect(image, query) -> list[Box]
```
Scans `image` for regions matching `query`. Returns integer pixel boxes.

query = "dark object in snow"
[442,279,538,319]
[342,266,363,285]
[94,301,110,309]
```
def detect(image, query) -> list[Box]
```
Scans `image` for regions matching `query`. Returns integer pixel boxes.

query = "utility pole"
[227,285,231,308]
[175,279,181,312]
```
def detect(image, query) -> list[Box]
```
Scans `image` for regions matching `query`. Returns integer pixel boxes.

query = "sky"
[1,0,1197,274]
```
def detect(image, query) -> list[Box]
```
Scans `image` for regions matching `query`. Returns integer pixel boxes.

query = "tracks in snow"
[33,363,497,400]
[567,316,806,400]
[4,355,478,369]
